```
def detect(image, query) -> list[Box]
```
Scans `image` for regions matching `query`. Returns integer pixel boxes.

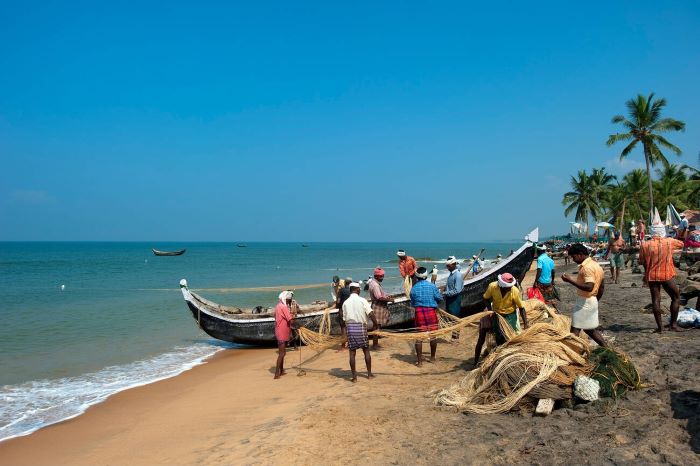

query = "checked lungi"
[346,322,369,350]
[535,281,560,303]
[414,306,439,332]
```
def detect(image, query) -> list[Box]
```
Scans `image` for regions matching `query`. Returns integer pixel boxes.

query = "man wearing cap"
[397,249,418,284]
[535,244,558,302]
[367,267,393,349]
[561,243,607,345]
[444,257,464,341]
[638,222,684,332]
[604,231,626,284]
[676,213,689,240]
[474,273,528,364]
[274,291,297,379]
[335,277,354,350]
[410,267,444,366]
[342,283,379,382]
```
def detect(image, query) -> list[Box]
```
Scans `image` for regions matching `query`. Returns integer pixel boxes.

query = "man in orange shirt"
[397,249,417,283]
[561,243,607,347]
[638,223,684,332]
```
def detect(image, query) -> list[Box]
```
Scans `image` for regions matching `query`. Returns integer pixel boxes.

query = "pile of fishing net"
[434,302,642,413]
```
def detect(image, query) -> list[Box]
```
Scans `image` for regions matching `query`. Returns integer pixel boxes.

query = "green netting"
[588,347,641,398]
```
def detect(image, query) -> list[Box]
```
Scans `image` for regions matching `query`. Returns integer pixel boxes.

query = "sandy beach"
[1,260,699,466]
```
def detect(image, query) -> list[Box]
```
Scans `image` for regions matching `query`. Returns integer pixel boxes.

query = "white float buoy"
[60,284,65,291]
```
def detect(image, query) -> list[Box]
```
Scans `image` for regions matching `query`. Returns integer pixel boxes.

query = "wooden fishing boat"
[180,228,539,345]
[152,248,186,256]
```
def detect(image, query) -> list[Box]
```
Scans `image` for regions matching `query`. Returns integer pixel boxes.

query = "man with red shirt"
[639,223,684,332]
[274,291,297,379]
[397,249,417,283]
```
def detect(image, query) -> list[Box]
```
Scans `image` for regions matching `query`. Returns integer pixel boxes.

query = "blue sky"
[1,1,699,241]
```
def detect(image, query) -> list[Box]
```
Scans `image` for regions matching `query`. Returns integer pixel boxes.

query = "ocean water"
[0,241,521,441]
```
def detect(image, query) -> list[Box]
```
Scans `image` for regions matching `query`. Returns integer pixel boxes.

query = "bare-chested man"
[604,231,626,284]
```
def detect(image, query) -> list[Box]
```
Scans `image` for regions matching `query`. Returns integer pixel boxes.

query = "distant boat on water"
[301,244,310,248]
[236,244,247,248]
[152,248,186,256]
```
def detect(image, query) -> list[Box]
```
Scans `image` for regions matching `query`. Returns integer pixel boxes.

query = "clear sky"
[1,1,699,241]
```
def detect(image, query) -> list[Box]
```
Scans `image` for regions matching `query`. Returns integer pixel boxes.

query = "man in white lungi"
[561,243,607,347]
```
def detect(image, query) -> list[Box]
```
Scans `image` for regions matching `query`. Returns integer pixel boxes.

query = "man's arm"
[369,311,379,329]
[551,268,556,282]
[483,298,492,311]
[561,273,594,293]
[535,267,542,284]
[596,279,605,301]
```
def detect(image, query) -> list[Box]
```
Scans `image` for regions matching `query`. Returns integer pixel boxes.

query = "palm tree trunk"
[643,143,654,222]
[619,197,626,231]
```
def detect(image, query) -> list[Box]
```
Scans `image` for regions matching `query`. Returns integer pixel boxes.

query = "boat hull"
[180,241,536,346]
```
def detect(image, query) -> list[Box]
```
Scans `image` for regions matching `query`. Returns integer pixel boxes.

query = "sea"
[0,241,522,442]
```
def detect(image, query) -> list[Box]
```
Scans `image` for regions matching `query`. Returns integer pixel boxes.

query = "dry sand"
[1,261,698,465]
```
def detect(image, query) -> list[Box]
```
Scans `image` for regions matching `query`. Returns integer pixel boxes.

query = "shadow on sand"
[671,390,700,453]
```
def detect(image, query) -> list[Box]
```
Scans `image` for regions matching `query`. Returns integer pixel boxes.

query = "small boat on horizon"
[301,244,310,248]
[179,229,540,345]
[152,248,186,256]
[237,244,247,248]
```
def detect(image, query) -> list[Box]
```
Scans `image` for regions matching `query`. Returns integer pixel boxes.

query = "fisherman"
[604,231,626,284]
[494,254,502,265]
[637,219,646,243]
[638,221,684,332]
[470,255,482,276]
[443,257,464,342]
[367,267,393,349]
[431,264,439,283]
[561,243,607,346]
[335,276,354,350]
[342,282,379,382]
[410,267,443,366]
[676,213,689,240]
[397,249,418,284]
[274,291,296,379]
[474,273,529,365]
[535,244,558,302]
[629,221,638,246]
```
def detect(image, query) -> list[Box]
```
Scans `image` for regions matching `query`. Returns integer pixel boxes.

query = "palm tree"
[562,170,604,234]
[589,167,617,211]
[682,152,700,209]
[653,164,691,211]
[606,93,685,218]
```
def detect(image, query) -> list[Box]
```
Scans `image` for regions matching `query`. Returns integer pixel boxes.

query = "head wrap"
[373,267,385,277]
[349,282,361,289]
[345,276,353,284]
[446,257,458,265]
[278,290,293,302]
[415,267,428,279]
[651,224,666,237]
[680,213,686,218]
[472,255,478,259]
[497,273,516,288]
[396,250,406,257]
[536,244,547,251]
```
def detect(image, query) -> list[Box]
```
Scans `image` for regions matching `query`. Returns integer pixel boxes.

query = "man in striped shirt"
[639,223,684,332]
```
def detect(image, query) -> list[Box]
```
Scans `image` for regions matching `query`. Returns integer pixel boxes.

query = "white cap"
[446,257,458,265]
[349,282,361,288]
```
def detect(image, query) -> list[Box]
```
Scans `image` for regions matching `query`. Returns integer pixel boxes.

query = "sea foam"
[0,343,224,442]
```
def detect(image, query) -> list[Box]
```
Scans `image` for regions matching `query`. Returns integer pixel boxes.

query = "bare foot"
[350,377,357,383]
[372,344,382,350]
[280,370,287,376]
[664,324,683,332]
[274,374,280,379]
[368,373,375,379]
[415,361,423,367]
[428,357,436,363]
[653,328,663,333]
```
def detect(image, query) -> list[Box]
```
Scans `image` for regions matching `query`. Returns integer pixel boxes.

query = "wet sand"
[1,261,698,465]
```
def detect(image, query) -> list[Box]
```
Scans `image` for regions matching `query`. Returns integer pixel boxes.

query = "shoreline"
[1,260,698,465]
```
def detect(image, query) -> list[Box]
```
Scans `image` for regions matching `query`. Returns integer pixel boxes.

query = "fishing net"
[588,347,641,398]
[433,304,594,413]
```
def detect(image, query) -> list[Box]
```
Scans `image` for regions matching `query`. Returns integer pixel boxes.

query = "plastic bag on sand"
[574,375,600,402]
[403,275,412,298]
[676,308,700,328]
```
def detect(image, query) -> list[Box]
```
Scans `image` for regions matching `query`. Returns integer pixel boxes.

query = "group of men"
[274,220,689,380]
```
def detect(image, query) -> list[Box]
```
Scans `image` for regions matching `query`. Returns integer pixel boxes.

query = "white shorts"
[572,296,599,330]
